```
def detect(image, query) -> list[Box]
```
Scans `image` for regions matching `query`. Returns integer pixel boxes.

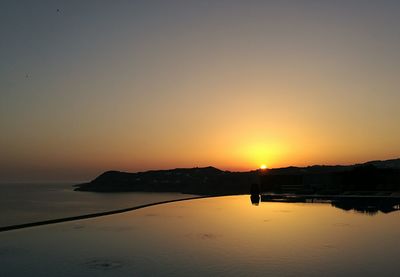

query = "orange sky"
[1,1,400,181]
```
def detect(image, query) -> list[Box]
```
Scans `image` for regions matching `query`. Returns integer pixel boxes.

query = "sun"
[260,164,268,170]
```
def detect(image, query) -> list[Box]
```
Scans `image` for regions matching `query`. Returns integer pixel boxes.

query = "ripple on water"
[83,258,124,270]
[199,233,219,240]
[72,224,85,230]
[144,213,158,217]
[332,222,351,227]
[96,226,136,232]
[185,232,220,240]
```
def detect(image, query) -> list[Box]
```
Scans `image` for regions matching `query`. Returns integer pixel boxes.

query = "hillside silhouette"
[75,158,400,195]
[75,166,258,195]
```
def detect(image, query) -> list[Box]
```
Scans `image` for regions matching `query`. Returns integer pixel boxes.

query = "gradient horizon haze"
[1,1,400,182]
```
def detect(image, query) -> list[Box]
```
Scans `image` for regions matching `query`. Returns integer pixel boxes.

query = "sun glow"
[235,141,287,170]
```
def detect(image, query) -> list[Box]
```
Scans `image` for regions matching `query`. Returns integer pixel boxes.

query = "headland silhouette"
[75,158,400,196]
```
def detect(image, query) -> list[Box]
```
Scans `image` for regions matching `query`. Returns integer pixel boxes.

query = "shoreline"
[2,193,400,233]
[0,195,223,233]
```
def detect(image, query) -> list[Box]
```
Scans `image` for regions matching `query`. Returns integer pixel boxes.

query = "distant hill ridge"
[75,158,400,195]
[76,166,256,194]
[265,158,400,175]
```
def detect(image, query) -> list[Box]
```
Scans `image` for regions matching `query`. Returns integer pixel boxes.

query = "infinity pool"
[1,195,400,276]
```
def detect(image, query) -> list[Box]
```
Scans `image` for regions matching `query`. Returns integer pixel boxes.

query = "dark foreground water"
[0,183,194,227]
[1,195,400,276]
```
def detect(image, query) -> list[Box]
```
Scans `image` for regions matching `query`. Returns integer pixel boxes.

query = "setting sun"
[260,164,268,170]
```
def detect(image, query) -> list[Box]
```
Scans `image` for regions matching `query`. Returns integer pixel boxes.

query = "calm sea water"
[1,195,399,276]
[0,183,194,227]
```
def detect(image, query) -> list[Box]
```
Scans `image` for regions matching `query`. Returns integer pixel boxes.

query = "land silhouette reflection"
[251,195,400,215]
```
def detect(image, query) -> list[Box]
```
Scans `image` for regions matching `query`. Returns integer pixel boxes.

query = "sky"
[1,0,400,182]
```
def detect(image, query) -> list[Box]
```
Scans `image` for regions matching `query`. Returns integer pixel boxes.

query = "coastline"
[0,195,214,233]
[2,192,400,233]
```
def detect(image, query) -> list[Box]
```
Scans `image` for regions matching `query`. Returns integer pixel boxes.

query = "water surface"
[0,183,193,227]
[1,195,400,276]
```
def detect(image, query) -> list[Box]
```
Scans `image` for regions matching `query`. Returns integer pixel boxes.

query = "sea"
[0,182,193,228]
[1,184,400,276]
